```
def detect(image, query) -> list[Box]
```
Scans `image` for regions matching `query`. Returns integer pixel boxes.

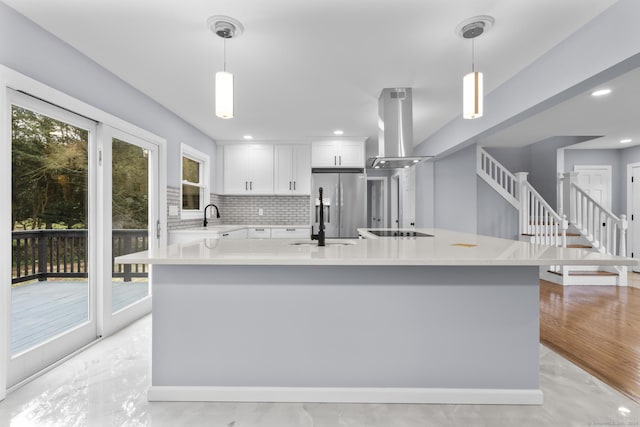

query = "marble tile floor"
[1,315,639,427]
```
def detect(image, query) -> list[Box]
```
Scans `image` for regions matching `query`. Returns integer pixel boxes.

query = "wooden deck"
[11,280,148,354]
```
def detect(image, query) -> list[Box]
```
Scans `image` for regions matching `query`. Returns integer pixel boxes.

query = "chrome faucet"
[310,187,326,246]
[203,203,220,227]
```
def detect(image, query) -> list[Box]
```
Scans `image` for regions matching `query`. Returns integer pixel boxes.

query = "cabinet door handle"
[339,155,342,165]
[334,155,337,165]
[293,181,296,190]
[250,181,253,190]
[289,181,292,190]
[286,228,296,232]
[245,181,248,190]
[222,233,229,237]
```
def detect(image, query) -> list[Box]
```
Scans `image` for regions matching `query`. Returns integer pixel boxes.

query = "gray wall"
[477,179,519,240]
[0,2,216,189]
[414,160,434,228]
[433,145,476,234]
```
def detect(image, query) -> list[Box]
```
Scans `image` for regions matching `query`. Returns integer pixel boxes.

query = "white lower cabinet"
[219,229,248,239]
[169,231,219,245]
[270,227,310,239]
[170,226,310,243]
[247,228,271,239]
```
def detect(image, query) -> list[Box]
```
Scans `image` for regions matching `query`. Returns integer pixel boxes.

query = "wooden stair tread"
[547,270,618,277]
[521,233,580,237]
[566,244,593,249]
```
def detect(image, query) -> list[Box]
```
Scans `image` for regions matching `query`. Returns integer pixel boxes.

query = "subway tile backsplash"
[221,195,310,225]
[167,186,309,230]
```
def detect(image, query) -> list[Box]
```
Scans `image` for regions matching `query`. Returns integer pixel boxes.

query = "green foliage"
[12,106,88,230]
[12,106,150,231]
[112,138,148,229]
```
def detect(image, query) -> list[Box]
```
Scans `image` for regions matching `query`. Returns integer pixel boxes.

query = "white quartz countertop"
[116,228,639,267]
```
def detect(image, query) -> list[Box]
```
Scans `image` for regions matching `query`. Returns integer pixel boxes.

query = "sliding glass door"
[100,126,158,334]
[8,90,98,386]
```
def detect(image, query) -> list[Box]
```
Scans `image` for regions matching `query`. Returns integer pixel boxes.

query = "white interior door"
[574,165,612,211]
[367,177,387,229]
[630,165,640,272]
[391,175,400,228]
[401,167,416,227]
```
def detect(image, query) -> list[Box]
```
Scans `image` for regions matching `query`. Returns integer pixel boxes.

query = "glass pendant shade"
[463,71,483,119]
[215,71,234,119]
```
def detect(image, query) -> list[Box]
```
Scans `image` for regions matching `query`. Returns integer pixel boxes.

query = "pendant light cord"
[223,38,227,72]
[471,38,475,73]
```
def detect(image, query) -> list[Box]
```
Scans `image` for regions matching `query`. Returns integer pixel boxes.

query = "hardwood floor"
[540,279,640,402]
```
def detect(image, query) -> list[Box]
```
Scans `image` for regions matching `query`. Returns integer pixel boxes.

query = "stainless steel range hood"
[367,88,432,169]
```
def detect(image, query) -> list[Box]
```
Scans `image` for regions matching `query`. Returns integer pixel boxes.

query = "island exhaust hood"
[368,88,432,169]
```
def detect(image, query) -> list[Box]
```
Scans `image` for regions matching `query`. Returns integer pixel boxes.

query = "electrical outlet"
[258,208,264,216]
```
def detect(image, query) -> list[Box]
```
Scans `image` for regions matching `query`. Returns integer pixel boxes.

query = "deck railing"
[12,229,148,284]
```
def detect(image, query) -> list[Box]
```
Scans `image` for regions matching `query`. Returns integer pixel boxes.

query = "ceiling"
[478,65,640,150]
[1,0,618,146]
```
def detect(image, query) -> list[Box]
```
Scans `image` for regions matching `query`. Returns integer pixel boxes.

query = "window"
[180,143,210,219]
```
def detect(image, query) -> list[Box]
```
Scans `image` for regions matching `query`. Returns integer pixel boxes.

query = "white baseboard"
[147,386,544,405]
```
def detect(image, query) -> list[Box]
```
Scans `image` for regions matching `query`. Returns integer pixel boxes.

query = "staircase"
[477,146,628,286]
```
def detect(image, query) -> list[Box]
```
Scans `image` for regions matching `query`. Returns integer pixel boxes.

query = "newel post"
[620,214,628,257]
[515,172,529,236]
[557,174,564,218]
[563,172,579,225]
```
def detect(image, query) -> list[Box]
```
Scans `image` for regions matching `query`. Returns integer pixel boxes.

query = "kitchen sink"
[289,240,357,247]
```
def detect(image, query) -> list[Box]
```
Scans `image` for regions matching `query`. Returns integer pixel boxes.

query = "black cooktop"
[368,230,433,237]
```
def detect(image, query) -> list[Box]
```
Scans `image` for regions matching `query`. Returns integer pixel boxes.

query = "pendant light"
[457,16,494,120]
[208,16,244,119]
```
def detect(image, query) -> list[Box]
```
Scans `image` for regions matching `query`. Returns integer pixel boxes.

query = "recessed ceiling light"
[243,135,253,140]
[413,159,419,163]
[379,160,386,164]
[374,166,380,169]
[620,138,632,144]
[333,130,344,135]
[618,406,631,414]
[591,89,611,97]
[404,165,410,168]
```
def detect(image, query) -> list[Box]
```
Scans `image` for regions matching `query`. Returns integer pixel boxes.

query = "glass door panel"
[111,137,150,313]
[9,90,97,386]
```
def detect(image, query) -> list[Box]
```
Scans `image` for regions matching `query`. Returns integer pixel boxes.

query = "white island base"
[148,264,542,405]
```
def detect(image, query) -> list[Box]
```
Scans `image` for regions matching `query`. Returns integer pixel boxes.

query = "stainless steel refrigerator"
[311,169,367,238]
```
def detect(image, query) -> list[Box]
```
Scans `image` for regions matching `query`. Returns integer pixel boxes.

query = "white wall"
[0,2,216,188]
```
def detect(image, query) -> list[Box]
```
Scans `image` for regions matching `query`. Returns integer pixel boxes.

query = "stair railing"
[476,146,519,209]
[569,181,627,256]
[517,172,568,247]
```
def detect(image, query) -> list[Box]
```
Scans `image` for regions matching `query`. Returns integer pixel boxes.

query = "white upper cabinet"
[311,139,365,168]
[223,144,274,194]
[274,144,311,195]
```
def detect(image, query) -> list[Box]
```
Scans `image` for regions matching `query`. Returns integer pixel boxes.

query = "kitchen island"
[116,228,637,405]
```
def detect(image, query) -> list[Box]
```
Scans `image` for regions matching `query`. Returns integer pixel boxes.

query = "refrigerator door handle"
[316,203,330,223]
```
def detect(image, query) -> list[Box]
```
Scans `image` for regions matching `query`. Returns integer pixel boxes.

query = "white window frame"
[180,143,210,220]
